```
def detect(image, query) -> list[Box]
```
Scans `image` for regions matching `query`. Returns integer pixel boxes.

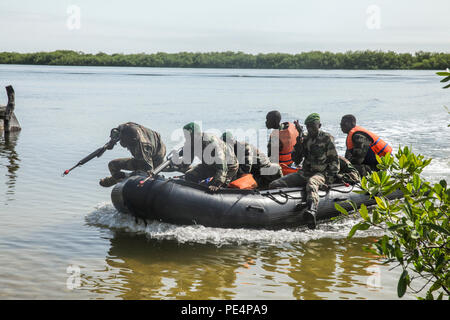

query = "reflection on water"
[0,131,20,203]
[87,232,384,300]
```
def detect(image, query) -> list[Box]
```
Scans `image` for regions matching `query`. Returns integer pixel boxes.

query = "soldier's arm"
[242,143,252,174]
[351,133,372,165]
[344,149,353,161]
[325,136,340,183]
[211,142,228,186]
[291,133,306,166]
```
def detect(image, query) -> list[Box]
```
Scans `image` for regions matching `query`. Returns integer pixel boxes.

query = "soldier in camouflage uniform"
[180,123,238,191]
[269,113,340,229]
[99,122,166,187]
[221,132,282,189]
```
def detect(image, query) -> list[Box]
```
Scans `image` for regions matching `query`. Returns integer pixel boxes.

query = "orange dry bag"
[228,174,258,190]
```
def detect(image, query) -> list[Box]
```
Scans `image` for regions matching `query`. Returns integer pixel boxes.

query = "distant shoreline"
[0,50,449,70]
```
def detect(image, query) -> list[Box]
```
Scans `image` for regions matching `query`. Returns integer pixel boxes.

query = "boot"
[99,176,118,187]
[303,199,318,230]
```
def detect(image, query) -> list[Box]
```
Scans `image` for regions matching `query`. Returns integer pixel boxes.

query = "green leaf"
[375,197,387,210]
[334,203,348,216]
[399,154,407,169]
[444,83,450,89]
[394,244,403,263]
[388,223,406,231]
[440,75,450,83]
[397,270,408,297]
[382,182,401,196]
[361,176,368,190]
[372,208,379,224]
[423,223,450,236]
[348,222,370,239]
[359,203,369,221]
[413,173,420,191]
[436,71,450,76]
[372,171,381,184]
[376,154,382,164]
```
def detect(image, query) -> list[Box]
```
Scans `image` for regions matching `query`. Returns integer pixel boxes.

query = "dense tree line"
[0,50,448,69]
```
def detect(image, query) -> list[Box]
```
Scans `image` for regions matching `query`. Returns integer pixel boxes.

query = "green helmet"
[183,122,201,134]
[221,131,234,142]
[304,113,320,125]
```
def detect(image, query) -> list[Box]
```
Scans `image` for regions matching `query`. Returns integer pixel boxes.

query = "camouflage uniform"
[108,122,166,180]
[269,130,340,206]
[337,156,361,185]
[345,132,377,177]
[184,133,239,187]
[231,140,282,188]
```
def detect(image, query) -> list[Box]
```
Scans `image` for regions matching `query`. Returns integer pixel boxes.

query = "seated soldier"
[340,114,392,177]
[221,131,282,189]
[265,110,299,175]
[269,113,340,229]
[179,122,239,192]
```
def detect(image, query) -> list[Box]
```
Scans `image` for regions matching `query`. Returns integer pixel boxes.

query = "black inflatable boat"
[111,175,403,230]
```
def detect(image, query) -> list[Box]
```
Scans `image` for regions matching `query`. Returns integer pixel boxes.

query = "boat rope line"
[264,192,289,205]
[262,189,303,205]
[328,184,356,194]
[262,183,358,204]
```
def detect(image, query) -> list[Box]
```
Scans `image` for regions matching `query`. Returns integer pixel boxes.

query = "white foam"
[86,203,384,246]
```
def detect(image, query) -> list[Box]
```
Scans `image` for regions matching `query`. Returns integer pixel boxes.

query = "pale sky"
[0,0,449,54]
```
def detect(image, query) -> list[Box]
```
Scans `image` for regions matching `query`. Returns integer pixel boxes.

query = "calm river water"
[0,65,449,299]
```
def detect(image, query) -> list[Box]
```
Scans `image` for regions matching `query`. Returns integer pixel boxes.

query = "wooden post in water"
[0,85,21,133]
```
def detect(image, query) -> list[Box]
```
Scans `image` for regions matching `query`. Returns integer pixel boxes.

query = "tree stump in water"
[0,85,21,133]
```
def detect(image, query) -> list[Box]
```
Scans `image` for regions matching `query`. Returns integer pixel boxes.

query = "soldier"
[265,110,299,175]
[221,131,282,189]
[340,114,392,177]
[180,122,238,192]
[99,122,166,187]
[269,113,340,229]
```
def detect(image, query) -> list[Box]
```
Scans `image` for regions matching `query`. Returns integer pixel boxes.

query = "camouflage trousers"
[108,155,164,180]
[185,163,239,187]
[268,171,326,206]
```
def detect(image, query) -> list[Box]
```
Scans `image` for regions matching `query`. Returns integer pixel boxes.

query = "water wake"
[86,203,384,246]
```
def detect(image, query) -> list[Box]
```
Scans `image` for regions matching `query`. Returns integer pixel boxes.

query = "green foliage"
[335,147,449,299]
[437,69,450,89]
[0,50,449,69]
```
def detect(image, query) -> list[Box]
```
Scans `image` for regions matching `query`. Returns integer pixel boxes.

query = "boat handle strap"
[246,205,265,212]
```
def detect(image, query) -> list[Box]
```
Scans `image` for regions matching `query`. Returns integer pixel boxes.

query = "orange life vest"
[228,174,258,190]
[270,122,299,166]
[281,164,300,176]
[346,125,392,157]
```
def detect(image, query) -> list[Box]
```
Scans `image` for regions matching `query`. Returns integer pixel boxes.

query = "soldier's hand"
[208,185,220,192]
[294,120,303,134]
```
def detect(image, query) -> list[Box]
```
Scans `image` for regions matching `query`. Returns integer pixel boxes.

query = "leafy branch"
[335,147,449,300]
